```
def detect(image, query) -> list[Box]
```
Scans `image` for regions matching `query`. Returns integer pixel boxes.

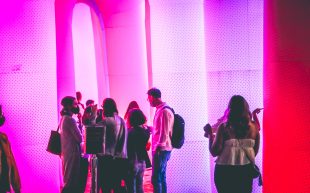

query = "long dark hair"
[227,95,250,138]
[128,109,146,128]
[124,101,140,120]
[102,98,118,117]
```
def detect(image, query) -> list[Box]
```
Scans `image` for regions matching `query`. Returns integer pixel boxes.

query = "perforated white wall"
[149,0,263,192]
[149,0,210,192]
[0,1,60,192]
[205,1,263,192]
[0,0,264,192]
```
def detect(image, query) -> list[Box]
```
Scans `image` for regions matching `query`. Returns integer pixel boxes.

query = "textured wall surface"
[149,0,263,192]
[264,1,310,193]
[0,0,264,192]
[0,1,60,192]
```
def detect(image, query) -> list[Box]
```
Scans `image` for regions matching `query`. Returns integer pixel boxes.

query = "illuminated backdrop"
[0,0,263,192]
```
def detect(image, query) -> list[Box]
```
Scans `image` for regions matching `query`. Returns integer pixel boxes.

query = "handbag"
[46,125,61,155]
[242,146,263,186]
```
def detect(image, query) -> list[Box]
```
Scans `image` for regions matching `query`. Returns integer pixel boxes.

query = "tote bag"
[46,125,61,155]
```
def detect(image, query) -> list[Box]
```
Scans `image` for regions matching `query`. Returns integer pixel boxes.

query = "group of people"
[0,88,261,193]
[59,88,174,193]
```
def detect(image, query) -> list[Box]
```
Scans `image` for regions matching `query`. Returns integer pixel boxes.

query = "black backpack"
[163,106,185,149]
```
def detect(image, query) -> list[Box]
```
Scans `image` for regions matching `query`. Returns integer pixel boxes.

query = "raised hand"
[252,108,263,115]
[203,123,212,138]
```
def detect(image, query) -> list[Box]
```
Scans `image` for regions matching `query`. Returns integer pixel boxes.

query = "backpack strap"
[163,106,175,114]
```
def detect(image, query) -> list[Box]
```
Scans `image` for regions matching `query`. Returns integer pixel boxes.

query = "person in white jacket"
[59,96,82,193]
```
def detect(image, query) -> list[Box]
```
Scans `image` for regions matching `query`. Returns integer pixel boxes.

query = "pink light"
[72,3,99,104]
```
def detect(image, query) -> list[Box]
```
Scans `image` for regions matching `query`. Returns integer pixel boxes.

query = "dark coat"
[127,126,151,168]
[0,131,21,193]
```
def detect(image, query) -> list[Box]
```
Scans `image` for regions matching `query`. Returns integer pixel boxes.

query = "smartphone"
[203,123,212,132]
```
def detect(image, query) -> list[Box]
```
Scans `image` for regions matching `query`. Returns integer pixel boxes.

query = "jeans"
[127,161,146,193]
[151,151,171,193]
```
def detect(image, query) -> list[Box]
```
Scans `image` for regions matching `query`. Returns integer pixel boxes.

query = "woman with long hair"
[127,109,151,193]
[96,98,128,193]
[205,95,260,193]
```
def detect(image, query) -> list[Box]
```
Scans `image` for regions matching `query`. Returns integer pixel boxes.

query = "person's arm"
[156,109,173,151]
[0,105,5,126]
[114,117,127,156]
[0,134,21,192]
[10,148,21,193]
[67,118,82,143]
[252,108,263,131]
[208,124,225,157]
[253,126,260,156]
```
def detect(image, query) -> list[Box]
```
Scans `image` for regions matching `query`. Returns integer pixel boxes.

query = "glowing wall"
[72,3,99,104]
[0,0,60,192]
[148,0,263,192]
[0,0,264,192]
[204,1,263,192]
[264,1,310,192]
[148,0,210,192]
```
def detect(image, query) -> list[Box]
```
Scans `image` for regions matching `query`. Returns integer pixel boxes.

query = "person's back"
[128,126,150,160]
[206,95,260,193]
[96,98,127,193]
[215,122,258,166]
[97,114,126,157]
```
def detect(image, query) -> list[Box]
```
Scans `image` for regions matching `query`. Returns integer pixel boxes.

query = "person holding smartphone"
[205,96,261,193]
[0,105,21,193]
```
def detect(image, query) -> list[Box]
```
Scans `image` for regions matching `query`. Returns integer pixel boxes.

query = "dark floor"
[84,167,153,193]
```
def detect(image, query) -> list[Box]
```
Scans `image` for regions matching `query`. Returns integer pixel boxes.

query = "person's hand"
[252,108,263,115]
[91,104,98,115]
[203,123,212,138]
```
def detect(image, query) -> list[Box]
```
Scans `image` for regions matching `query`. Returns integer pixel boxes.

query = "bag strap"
[56,123,60,132]
[162,106,175,114]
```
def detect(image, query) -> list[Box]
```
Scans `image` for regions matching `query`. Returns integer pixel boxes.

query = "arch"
[55,0,109,114]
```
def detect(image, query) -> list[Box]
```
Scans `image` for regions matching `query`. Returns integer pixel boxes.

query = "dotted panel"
[150,0,206,74]
[153,72,208,142]
[0,1,60,192]
[167,141,212,193]
[204,0,263,72]
[149,0,210,192]
[150,0,263,192]
[207,70,263,193]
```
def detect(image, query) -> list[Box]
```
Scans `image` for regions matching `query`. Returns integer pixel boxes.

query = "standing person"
[124,101,140,128]
[147,88,174,193]
[76,91,85,129]
[0,105,21,193]
[127,109,151,193]
[96,98,128,193]
[205,95,260,193]
[76,91,85,111]
[59,96,83,193]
